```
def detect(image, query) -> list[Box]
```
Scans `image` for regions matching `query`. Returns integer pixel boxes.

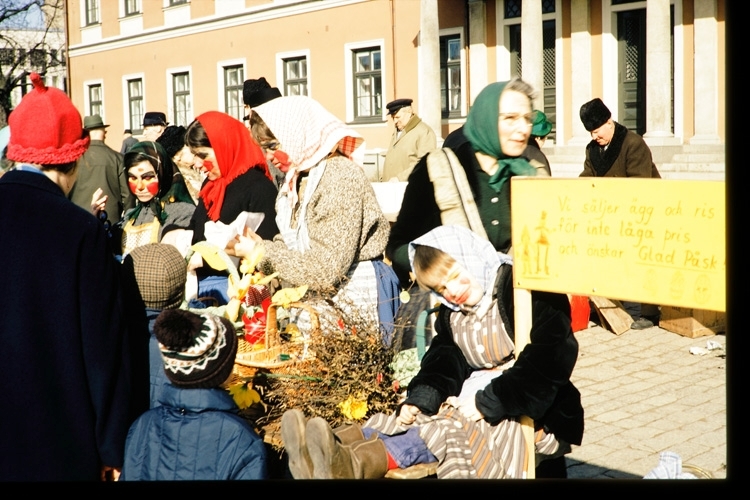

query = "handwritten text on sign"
[510,178,725,311]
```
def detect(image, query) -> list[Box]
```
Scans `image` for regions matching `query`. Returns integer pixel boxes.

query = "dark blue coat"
[0,169,136,481]
[121,384,268,480]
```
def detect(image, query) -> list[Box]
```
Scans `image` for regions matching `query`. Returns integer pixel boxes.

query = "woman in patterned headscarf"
[242,95,400,343]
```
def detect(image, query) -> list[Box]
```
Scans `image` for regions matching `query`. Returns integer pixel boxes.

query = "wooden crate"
[659,306,726,338]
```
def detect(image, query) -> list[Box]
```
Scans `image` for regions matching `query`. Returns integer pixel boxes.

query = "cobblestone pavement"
[565,323,727,479]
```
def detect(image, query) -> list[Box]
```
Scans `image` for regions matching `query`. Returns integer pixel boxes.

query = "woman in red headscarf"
[186,111,279,304]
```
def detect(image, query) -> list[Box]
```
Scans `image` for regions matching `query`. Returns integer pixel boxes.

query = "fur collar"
[586,121,628,176]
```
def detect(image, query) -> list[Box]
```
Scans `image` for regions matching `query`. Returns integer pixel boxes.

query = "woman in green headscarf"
[386,78,539,285]
[117,141,196,259]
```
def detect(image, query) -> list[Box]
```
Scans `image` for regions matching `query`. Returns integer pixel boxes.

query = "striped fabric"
[448,299,514,369]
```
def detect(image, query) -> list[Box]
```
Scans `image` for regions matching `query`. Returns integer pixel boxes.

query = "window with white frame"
[223,65,244,121]
[352,47,382,121]
[168,0,188,5]
[88,84,102,117]
[85,0,100,25]
[440,34,462,118]
[127,78,144,134]
[172,72,190,127]
[283,56,308,96]
[124,0,140,16]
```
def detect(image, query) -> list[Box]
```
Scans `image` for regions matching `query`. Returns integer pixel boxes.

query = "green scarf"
[463,81,537,193]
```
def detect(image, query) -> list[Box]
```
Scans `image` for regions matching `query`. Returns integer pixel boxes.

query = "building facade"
[65,0,725,180]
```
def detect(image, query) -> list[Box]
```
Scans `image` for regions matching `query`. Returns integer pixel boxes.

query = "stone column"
[643,0,679,145]
[569,0,593,145]
[690,0,721,144]
[521,0,544,110]
[468,0,488,105]
[419,0,443,142]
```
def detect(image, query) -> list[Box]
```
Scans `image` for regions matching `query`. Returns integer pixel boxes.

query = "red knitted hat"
[6,73,90,165]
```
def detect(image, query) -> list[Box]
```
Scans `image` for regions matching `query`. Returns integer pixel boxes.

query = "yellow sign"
[510,177,725,312]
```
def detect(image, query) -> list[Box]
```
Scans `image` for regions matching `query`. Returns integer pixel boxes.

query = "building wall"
[65,0,724,158]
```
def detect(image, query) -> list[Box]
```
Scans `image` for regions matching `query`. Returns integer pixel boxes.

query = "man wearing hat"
[579,98,661,330]
[0,73,137,481]
[142,111,168,142]
[381,98,437,182]
[68,114,134,220]
[579,98,660,179]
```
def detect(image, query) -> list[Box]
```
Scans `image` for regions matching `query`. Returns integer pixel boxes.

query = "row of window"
[87,35,462,133]
[85,0,187,25]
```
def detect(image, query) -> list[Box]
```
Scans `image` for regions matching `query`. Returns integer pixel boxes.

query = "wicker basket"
[235,301,319,369]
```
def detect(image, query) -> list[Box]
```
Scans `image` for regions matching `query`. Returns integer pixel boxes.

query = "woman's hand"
[90,188,108,217]
[187,251,203,271]
[397,404,421,426]
[229,234,257,258]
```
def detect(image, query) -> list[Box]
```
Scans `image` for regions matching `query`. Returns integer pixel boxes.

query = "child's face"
[431,263,485,307]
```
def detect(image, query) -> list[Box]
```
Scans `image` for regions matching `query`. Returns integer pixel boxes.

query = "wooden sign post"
[510,177,726,477]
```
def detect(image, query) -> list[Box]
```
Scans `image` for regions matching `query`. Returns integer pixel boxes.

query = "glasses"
[499,111,537,128]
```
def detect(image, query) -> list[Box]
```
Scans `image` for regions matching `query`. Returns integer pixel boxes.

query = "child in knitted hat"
[120,308,268,480]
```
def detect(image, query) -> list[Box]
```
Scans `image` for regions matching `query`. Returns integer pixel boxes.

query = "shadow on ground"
[566,458,643,479]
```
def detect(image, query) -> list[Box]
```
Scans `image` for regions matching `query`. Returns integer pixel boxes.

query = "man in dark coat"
[0,73,138,481]
[579,98,661,329]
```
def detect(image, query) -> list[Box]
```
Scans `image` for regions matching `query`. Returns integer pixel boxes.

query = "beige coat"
[382,114,437,181]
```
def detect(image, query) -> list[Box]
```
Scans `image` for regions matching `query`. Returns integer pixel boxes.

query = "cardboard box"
[659,306,726,338]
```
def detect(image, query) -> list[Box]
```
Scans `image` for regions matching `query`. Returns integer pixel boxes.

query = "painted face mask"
[128,162,160,202]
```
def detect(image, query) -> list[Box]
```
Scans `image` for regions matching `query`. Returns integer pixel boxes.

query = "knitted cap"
[6,73,90,164]
[154,309,238,389]
[580,98,611,132]
[243,77,282,107]
[127,243,187,310]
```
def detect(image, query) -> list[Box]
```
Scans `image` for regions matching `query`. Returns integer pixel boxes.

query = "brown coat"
[580,122,661,178]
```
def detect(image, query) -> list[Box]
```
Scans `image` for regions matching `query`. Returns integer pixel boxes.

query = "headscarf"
[408,225,512,312]
[124,141,193,223]
[194,111,271,221]
[463,81,537,193]
[253,96,365,206]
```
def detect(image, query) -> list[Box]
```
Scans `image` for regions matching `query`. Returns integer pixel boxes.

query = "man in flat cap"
[579,98,661,330]
[381,98,436,182]
[69,114,134,220]
[142,111,169,142]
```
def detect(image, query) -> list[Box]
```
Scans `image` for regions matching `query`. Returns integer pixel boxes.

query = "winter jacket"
[403,265,584,446]
[382,114,437,181]
[580,122,661,178]
[121,384,267,480]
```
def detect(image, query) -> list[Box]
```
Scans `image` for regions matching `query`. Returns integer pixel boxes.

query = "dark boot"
[281,409,314,479]
[306,417,388,479]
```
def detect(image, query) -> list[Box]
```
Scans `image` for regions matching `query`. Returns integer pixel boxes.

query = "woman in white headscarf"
[241,96,400,342]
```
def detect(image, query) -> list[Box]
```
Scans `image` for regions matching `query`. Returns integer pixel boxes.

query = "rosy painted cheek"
[273,150,291,173]
[147,181,159,196]
[128,181,138,194]
[203,160,215,171]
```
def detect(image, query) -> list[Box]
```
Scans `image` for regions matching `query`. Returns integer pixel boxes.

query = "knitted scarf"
[463,81,537,193]
[196,111,271,221]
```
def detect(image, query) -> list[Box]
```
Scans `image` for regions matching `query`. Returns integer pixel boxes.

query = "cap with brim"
[386,98,413,116]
